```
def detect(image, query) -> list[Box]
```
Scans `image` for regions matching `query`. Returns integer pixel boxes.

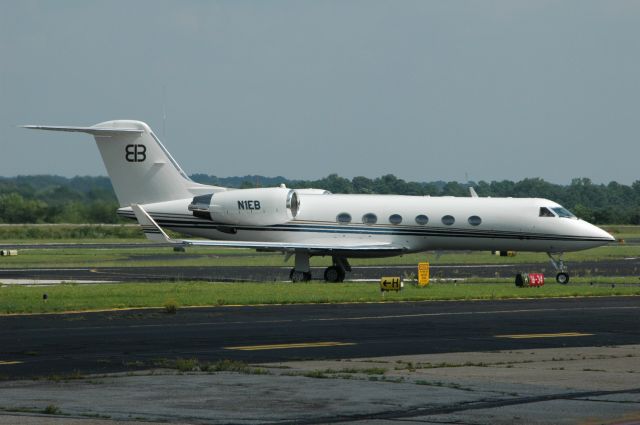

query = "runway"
[1,257,639,283]
[1,296,638,379]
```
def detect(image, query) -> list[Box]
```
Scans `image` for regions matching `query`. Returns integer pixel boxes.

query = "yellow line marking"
[495,332,593,339]
[0,360,23,365]
[224,341,355,351]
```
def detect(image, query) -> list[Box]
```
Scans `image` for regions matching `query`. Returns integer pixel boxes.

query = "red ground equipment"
[515,273,545,287]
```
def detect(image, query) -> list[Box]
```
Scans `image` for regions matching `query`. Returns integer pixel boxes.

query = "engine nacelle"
[293,188,331,195]
[188,187,299,226]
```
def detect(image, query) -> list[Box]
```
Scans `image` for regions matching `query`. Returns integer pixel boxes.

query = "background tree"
[1,174,639,224]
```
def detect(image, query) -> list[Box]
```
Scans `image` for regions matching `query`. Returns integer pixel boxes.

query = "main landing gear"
[289,269,312,282]
[323,257,351,283]
[288,251,351,283]
[548,252,570,284]
[289,250,312,282]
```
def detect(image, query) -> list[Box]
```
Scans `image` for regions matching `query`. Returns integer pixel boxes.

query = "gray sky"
[2,1,639,184]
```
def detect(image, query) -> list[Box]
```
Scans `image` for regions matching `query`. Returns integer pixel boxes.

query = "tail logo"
[125,144,147,162]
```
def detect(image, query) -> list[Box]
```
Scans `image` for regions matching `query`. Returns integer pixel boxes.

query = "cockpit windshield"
[539,207,555,217]
[552,207,575,218]
[539,206,576,218]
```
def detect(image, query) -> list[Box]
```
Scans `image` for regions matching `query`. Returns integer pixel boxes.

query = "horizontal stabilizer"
[131,204,405,253]
[22,125,143,135]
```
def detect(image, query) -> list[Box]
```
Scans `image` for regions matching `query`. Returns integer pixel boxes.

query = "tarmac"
[0,344,638,424]
[1,257,640,283]
[1,297,640,423]
[2,297,639,379]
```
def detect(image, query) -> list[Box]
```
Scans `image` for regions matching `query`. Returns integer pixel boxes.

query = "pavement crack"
[273,387,640,424]
[570,397,640,405]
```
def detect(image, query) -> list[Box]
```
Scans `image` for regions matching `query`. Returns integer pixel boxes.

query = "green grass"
[0,243,638,270]
[0,224,143,240]
[0,246,271,268]
[1,281,639,315]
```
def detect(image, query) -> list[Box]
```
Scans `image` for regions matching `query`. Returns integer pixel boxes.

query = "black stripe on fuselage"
[119,211,610,243]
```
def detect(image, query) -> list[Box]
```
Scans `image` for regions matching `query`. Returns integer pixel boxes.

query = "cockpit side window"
[539,207,555,217]
[552,207,575,218]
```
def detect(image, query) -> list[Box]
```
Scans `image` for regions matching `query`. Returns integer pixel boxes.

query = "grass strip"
[1,244,639,269]
[1,281,639,315]
[0,225,143,240]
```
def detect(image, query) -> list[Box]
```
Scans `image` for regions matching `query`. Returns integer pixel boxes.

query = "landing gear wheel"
[324,266,346,283]
[324,266,339,282]
[290,269,305,282]
[548,253,570,285]
[556,272,570,285]
[290,269,312,282]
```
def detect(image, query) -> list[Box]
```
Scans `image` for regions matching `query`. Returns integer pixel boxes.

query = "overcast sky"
[2,1,639,184]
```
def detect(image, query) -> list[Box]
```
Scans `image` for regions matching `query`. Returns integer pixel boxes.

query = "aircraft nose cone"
[590,224,615,242]
[603,229,616,242]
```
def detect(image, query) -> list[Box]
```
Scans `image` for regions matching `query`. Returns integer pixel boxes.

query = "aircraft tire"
[556,272,570,285]
[324,266,341,283]
[290,269,312,282]
[290,269,303,282]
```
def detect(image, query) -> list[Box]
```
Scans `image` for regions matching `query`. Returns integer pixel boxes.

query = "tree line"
[1,174,640,224]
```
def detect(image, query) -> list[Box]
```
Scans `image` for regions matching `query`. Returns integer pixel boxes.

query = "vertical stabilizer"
[24,120,224,206]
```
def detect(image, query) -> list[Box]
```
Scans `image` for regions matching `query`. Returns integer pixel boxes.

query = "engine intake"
[189,194,214,220]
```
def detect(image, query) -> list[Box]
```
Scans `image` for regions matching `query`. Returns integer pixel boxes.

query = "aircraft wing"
[131,204,405,253]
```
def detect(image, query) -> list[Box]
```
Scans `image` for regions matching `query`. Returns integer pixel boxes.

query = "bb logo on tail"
[125,144,147,162]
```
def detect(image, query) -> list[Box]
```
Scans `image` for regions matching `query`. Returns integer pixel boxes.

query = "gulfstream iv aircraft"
[25,120,614,283]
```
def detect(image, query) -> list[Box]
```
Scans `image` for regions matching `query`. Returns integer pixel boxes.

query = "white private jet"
[24,120,614,284]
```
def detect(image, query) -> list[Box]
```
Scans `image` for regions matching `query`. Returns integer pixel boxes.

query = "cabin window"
[468,215,482,226]
[539,207,555,217]
[389,214,403,225]
[362,213,377,225]
[415,214,429,225]
[552,207,575,218]
[336,212,352,224]
[441,215,455,225]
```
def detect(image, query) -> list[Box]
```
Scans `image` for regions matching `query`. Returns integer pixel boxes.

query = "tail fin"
[24,120,223,206]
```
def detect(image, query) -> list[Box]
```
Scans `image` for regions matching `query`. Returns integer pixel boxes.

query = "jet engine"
[188,187,299,226]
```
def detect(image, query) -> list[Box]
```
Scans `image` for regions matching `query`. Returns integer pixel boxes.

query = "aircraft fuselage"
[118,194,613,256]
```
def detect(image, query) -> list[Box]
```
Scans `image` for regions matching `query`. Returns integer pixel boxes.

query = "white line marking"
[0,268,93,272]
[0,279,117,285]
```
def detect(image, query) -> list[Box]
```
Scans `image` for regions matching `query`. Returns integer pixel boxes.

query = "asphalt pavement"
[1,296,638,379]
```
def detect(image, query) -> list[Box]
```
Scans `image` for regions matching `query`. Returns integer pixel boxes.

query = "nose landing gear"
[548,253,570,284]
